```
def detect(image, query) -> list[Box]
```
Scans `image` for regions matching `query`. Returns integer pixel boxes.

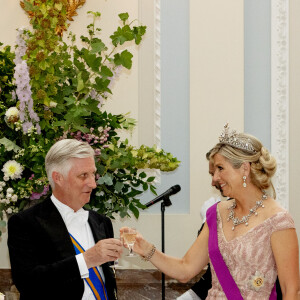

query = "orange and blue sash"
[69,233,108,300]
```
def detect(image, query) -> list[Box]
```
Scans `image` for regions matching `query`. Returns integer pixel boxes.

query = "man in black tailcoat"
[8,139,122,300]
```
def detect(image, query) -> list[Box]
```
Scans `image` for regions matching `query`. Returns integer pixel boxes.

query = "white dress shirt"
[51,195,106,300]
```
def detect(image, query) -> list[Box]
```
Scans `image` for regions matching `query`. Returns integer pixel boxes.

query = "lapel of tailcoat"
[36,197,76,258]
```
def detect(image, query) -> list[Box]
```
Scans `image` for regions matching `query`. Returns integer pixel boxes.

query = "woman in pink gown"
[122,124,300,299]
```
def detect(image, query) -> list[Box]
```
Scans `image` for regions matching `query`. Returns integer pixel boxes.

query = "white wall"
[289,0,300,251]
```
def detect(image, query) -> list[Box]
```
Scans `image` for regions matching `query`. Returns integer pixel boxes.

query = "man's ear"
[52,171,63,187]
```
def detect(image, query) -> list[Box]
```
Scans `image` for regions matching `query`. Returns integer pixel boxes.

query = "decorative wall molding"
[271,0,289,209]
[153,0,161,182]
[138,0,161,182]
[154,0,161,152]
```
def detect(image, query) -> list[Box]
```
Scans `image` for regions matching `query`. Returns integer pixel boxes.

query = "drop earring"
[243,176,247,188]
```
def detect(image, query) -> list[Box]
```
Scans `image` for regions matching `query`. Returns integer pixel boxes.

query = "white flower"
[0,181,6,187]
[5,106,19,122]
[6,208,13,214]
[6,187,13,194]
[2,160,23,180]
[49,101,57,108]
[11,195,18,202]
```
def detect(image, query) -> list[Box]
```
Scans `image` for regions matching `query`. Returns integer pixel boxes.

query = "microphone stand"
[161,196,172,300]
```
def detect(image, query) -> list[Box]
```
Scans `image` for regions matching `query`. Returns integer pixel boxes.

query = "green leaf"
[40,3,47,15]
[142,183,148,191]
[91,41,106,53]
[52,120,67,127]
[100,66,113,78]
[97,173,113,186]
[115,181,124,192]
[0,137,21,152]
[133,25,147,45]
[139,172,146,179]
[150,185,157,195]
[147,176,155,182]
[129,203,139,218]
[119,13,129,22]
[135,201,147,209]
[120,208,128,218]
[54,3,63,11]
[127,189,143,198]
[83,52,101,71]
[94,76,110,91]
[19,200,27,211]
[77,72,85,92]
[64,96,76,106]
[110,25,134,46]
[73,125,89,133]
[74,58,85,71]
[97,165,106,176]
[39,60,49,71]
[113,50,133,69]
[87,11,101,18]
[24,0,36,12]
[86,100,101,114]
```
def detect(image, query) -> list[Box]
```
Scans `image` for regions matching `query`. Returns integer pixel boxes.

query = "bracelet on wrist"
[141,244,156,261]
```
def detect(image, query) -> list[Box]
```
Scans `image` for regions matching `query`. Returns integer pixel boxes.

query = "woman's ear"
[242,162,251,176]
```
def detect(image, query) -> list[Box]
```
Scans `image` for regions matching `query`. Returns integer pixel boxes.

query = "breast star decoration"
[248,270,266,292]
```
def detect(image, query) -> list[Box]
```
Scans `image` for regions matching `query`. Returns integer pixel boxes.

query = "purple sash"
[206,202,277,300]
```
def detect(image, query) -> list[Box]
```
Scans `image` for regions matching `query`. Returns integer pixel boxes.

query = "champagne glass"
[110,236,123,269]
[123,227,137,257]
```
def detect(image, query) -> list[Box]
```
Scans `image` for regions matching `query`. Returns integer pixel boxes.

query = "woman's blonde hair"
[209,133,277,198]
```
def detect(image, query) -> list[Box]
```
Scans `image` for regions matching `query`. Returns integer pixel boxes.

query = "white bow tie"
[64,209,89,227]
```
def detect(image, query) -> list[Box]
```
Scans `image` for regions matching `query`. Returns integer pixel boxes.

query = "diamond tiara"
[219,123,257,154]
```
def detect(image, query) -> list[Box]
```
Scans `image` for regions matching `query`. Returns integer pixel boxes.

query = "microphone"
[145,185,181,208]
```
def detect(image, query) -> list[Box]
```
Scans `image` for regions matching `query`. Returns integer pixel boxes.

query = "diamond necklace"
[227,191,267,231]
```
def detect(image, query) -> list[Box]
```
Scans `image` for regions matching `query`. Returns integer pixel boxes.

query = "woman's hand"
[119,227,153,257]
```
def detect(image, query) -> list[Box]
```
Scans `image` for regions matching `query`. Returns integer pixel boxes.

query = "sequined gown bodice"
[206,207,295,299]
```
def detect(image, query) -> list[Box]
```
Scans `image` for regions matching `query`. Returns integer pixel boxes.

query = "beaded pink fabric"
[206,209,295,299]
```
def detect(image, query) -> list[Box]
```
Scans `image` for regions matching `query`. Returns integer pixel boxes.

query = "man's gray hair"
[45,139,95,188]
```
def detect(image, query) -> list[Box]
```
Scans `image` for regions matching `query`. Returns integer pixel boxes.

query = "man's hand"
[83,238,123,269]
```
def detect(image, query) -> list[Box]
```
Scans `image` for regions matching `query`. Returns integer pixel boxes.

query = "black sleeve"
[191,265,212,298]
[191,222,212,298]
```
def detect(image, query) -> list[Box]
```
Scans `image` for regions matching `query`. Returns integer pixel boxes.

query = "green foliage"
[0,3,180,234]
[0,44,15,104]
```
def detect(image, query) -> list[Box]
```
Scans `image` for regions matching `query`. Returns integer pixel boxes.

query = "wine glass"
[109,236,124,269]
[123,227,137,257]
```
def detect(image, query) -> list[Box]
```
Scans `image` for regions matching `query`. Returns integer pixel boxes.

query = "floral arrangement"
[0,0,180,236]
